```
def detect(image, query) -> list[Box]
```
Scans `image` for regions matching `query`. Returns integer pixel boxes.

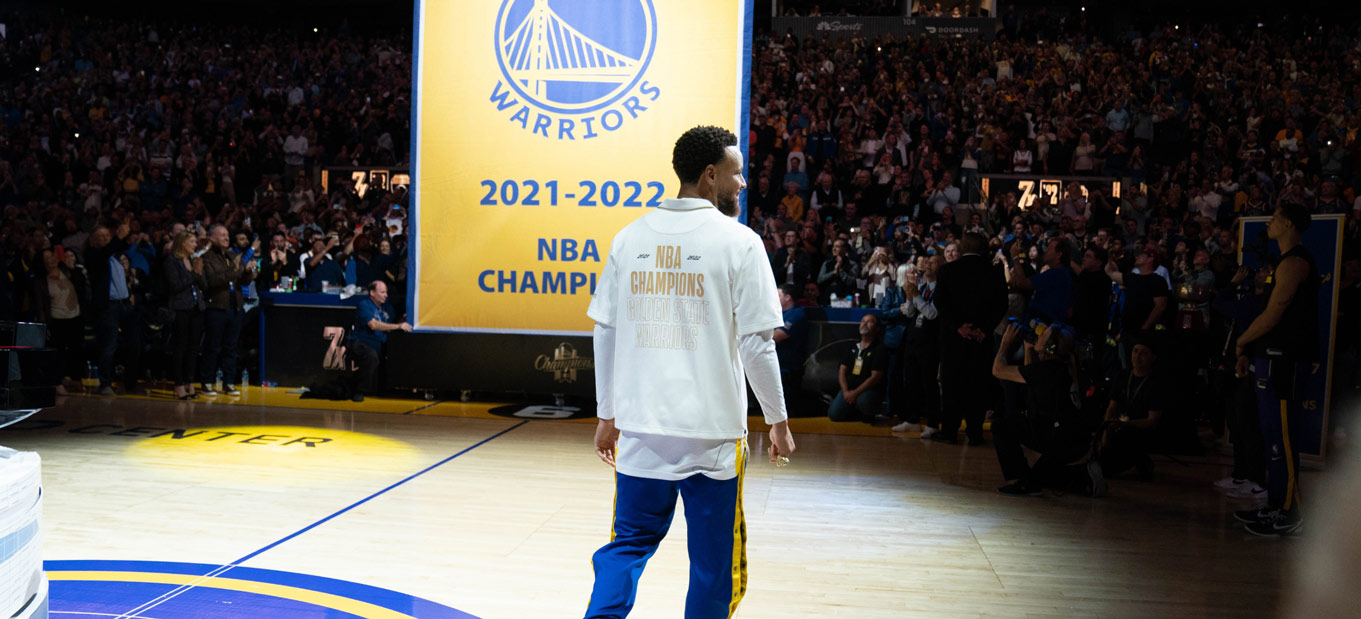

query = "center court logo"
[491,0,661,140]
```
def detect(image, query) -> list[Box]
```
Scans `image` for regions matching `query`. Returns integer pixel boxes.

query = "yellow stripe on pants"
[1279,400,1298,511]
[610,444,620,542]
[586,457,621,611]
[729,438,748,618]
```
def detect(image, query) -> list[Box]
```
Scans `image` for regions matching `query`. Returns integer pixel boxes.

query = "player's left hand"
[593,418,619,467]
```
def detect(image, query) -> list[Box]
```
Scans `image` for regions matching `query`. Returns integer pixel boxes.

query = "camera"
[1009,317,1070,347]
[1008,316,1041,345]
[1011,317,1077,358]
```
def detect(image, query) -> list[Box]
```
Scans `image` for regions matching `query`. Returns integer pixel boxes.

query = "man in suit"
[84,220,141,395]
[772,229,815,290]
[932,232,1008,445]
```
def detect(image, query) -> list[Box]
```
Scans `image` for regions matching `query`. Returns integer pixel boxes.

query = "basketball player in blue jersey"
[583,126,796,618]
[1232,202,1320,537]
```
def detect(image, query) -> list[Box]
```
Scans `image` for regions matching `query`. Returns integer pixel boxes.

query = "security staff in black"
[1231,203,1319,538]
[933,232,1009,444]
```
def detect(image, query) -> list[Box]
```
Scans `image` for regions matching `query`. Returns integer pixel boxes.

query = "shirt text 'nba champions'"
[588,198,783,440]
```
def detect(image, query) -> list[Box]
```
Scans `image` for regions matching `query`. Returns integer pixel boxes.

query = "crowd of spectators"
[776,1,996,18]
[2,6,1360,509]
[0,13,412,394]
[751,17,1361,497]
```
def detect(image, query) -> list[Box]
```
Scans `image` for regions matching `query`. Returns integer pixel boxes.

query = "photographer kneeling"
[350,281,411,402]
[991,320,1106,497]
[1097,340,1167,480]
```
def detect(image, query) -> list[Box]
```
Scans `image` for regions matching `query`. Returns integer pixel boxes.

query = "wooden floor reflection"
[2,391,1302,618]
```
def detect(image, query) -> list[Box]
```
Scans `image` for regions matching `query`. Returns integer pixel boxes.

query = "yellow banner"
[412,0,751,334]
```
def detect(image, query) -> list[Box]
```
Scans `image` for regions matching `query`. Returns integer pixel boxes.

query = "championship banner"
[1238,215,1344,459]
[411,0,753,335]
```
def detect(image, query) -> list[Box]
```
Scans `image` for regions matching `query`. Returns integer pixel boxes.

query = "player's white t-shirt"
[588,197,783,477]
[615,433,744,481]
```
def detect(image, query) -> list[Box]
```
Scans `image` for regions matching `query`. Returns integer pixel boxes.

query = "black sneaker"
[1245,511,1302,538]
[199,383,218,395]
[997,482,1042,497]
[223,384,241,396]
[1233,507,1276,525]
[351,393,365,403]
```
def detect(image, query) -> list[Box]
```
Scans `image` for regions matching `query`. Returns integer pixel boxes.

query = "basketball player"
[584,126,796,618]
[1232,203,1319,537]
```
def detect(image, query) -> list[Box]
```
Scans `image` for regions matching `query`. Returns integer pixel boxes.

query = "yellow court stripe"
[48,571,419,619]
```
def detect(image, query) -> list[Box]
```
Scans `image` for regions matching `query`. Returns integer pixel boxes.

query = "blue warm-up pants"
[585,446,748,619]
[1253,358,1307,515]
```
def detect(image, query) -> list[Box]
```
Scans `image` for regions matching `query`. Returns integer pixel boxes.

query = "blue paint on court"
[45,410,528,617]
[46,560,479,619]
[232,420,529,566]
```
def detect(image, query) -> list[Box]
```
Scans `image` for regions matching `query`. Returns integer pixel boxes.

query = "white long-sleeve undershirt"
[737,329,788,425]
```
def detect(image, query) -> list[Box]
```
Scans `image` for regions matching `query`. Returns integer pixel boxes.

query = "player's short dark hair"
[1085,245,1109,263]
[1050,238,1074,265]
[779,283,799,298]
[1277,202,1312,234]
[960,232,988,255]
[672,125,737,185]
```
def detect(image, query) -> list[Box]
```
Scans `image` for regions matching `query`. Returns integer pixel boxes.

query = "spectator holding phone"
[304,234,345,291]
[261,231,301,289]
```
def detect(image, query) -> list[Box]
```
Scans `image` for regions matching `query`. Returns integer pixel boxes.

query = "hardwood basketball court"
[1,389,1303,618]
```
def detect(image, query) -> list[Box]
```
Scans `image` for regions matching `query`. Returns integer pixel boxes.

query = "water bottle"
[84,361,98,388]
[241,369,250,388]
[215,369,223,390]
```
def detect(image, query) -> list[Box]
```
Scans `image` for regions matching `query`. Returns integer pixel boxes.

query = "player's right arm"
[738,330,795,463]
[587,232,624,467]
[592,322,619,467]
[735,233,796,464]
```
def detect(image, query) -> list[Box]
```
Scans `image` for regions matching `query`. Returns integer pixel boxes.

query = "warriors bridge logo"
[492,0,661,140]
